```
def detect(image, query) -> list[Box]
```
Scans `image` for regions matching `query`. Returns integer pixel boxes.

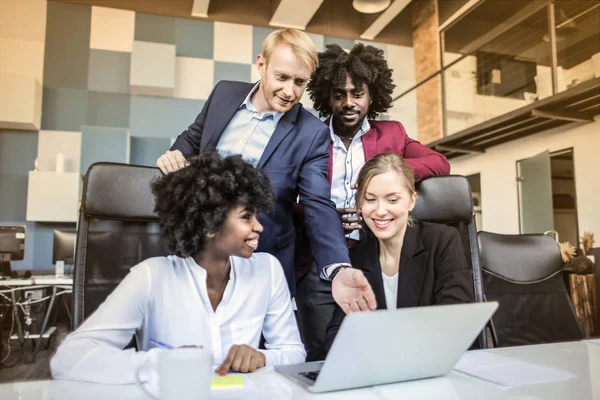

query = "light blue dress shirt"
[216,82,284,167]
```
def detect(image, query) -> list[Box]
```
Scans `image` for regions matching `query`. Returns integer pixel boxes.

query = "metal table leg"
[62,290,72,327]
[31,286,57,362]
[10,290,24,346]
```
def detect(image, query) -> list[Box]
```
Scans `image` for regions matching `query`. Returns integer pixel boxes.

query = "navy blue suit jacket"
[170,81,350,294]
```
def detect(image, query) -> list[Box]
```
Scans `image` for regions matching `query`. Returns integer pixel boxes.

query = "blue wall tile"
[214,62,251,85]
[80,126,129,173]
[306,33,325,52]
[0,130,38,176]
[176,18,213,59]
[135,13,176,45]
[130,136,171,166]
[88,49,131,94]
[43,1,91,90]
[87,91,131,128]
[252,27,275,60]
[41,87,89,131]
[0,131,37,224]
[129,96,204,139]
[0,176,28,221]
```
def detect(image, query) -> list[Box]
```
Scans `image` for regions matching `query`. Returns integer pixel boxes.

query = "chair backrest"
[411,175,487,349]
[73,163,170,329]
[477,231,584,347]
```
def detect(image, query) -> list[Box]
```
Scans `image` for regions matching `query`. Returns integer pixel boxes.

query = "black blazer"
[170,81,350,294]
[322,221,474,357]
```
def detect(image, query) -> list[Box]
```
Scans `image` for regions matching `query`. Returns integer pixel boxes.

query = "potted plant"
[561,232,597,337]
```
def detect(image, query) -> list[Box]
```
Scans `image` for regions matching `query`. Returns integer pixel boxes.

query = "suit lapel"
[256,105,298,168]
[396,224,428,308]
[201,85,252,151]
[353,236,387,310]
[327,142,333,184]
[361,125,378,161]
[323,118,333,184]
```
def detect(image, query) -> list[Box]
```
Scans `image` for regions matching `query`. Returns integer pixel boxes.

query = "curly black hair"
[151,152,274,257]
[307,43,396,120]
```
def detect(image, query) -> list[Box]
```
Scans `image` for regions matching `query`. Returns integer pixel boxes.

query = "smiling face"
[330,74,370,138]
[360,170,416,242]
[211,204,263,259]
[255,43,312,113]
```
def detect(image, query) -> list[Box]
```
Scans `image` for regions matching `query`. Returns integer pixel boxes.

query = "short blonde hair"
[356,153,417,227]
[262,28,318,72]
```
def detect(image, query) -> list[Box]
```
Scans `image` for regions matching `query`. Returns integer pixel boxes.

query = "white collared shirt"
[51,253,305,384]
[329,117,370,241]
[217,82,284,167]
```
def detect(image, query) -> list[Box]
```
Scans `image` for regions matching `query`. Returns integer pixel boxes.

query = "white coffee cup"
[135,347,213,400]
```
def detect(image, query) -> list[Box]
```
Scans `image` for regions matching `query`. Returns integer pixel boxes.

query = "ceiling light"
[353,0,391,14]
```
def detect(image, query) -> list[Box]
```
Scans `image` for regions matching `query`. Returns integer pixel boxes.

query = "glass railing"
[393,0,600,139]
[553,1,600,95]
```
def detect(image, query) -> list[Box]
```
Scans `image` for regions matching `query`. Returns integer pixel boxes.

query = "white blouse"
[51,253,306,384]
[382,272,399,309]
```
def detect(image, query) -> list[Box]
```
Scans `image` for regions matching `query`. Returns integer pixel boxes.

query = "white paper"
[454,351,575,386]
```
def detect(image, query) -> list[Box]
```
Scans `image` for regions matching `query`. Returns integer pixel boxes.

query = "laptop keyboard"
[300,371,320,381]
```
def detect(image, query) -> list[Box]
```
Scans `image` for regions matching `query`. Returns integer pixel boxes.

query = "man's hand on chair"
[156,150,189,174]
[332,268,377,314]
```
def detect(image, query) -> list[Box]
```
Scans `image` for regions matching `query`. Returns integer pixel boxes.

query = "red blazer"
[294,119,451,280]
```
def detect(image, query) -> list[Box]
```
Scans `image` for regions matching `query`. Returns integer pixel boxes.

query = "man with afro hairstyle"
[295,43,450,360]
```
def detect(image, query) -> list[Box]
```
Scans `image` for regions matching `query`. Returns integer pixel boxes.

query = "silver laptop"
[276,302,498,393]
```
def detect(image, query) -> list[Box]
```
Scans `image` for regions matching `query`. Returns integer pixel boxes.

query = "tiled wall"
[0,0,417,271]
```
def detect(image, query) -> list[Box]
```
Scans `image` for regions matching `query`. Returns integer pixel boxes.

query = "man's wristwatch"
[328,265,350,281]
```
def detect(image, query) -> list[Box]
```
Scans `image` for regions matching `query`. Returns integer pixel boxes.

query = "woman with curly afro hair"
[51,153,306,384]
[296,43,450,361]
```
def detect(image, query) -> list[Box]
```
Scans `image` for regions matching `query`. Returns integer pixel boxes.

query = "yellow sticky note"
[211,375,245,389]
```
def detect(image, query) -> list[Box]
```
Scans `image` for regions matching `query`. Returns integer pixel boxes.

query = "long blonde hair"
[355,152,416,227]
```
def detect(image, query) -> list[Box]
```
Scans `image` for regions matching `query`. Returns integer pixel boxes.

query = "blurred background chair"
[72,163,169,330]
[478,231,584,347]
[412,175,487,349]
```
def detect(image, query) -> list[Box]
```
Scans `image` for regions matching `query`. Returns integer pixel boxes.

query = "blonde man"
[157,29,376,314]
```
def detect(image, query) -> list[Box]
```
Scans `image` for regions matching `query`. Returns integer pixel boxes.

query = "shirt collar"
[240,81,285,126]
[329,117,371,144]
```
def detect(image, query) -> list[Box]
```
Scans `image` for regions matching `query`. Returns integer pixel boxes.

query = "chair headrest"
[82,162,163,220]
[478,231,563,282]
[411,175,473,223]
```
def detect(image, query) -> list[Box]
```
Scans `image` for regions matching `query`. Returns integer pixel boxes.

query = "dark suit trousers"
[295,263,337,362]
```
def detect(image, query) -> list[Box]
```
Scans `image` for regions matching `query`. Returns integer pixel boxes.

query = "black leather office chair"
[411,175,487,349]
[72,163,169,329]
[477,231,584,347]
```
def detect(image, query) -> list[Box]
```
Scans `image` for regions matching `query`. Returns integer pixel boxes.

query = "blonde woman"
[321,153,474,357]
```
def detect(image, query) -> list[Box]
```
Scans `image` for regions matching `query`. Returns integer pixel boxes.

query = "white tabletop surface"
[0,278,34,286]
[0,276,72,286]
[1,341,599,400]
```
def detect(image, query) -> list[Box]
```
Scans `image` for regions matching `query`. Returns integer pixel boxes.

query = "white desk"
[0,341,599,399]
[1,276,73,362]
